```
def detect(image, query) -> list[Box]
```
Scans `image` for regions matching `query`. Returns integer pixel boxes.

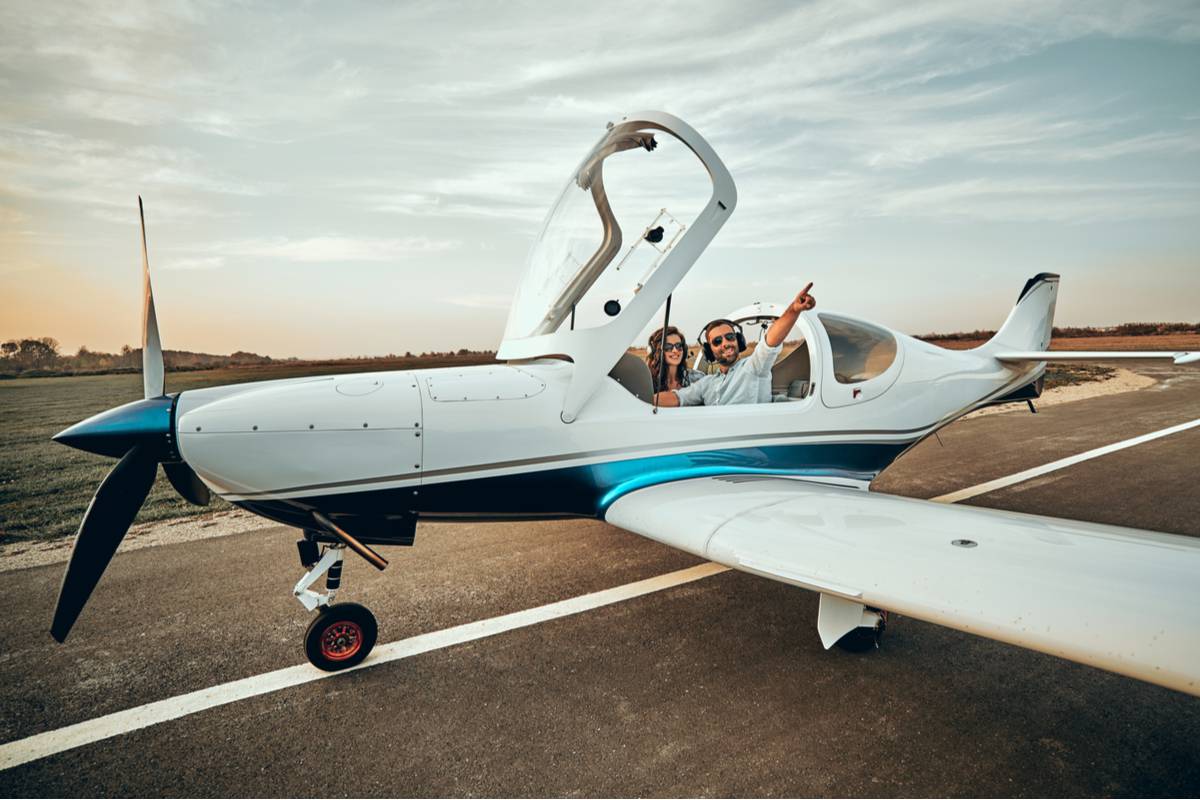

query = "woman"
[646,325,704,395]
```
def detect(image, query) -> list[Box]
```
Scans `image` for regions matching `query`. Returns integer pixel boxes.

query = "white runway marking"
[4,417,1197,771]
[0,562,729,772]
[931,417,1200,504]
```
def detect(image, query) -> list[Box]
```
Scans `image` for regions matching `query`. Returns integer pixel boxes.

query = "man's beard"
[716,348,739,366]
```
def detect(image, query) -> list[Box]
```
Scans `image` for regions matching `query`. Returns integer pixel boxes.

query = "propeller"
[50,198,210,642]
[51,445,158,642]
[163,461,212,506]
[140,196,164,400]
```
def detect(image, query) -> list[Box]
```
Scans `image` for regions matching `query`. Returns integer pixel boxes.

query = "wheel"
[305,602,378,671]
[834,608,887,653]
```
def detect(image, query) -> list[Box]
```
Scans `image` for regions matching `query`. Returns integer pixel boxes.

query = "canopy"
[498,111,737,422]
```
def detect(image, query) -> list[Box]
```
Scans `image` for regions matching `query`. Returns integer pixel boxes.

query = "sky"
[1,0,1198,358]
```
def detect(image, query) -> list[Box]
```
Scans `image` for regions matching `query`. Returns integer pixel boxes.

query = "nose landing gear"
[294,537,379,671]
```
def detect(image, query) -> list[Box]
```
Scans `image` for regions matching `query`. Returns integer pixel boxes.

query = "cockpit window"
[821,314,897,384]
[502,124,711,341]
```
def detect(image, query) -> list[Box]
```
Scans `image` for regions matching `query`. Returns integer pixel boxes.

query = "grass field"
[2,337,1190,546]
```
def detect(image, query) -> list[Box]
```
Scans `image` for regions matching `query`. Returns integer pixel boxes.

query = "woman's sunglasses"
[662,342,685,352]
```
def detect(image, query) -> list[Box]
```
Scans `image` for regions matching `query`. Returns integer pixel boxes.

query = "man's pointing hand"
[791,282,816,313]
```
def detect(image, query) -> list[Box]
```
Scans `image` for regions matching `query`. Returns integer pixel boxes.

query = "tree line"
[919,321,1198,342]
[0,337,278,377]
[0,337,500,378]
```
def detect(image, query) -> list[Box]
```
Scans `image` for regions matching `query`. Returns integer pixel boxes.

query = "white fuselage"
[172,312,1038,535]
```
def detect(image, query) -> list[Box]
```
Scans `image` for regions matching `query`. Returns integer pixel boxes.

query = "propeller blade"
[51,444,158,642]
[163,461,211,506]
[139,196,165,399]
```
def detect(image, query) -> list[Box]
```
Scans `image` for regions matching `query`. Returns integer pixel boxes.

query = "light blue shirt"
[673,341,782,406]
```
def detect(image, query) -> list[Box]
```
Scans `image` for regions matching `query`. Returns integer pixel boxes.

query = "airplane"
[49,111,1200,694]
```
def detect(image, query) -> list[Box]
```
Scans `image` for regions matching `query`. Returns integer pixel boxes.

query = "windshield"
[503,123,712,341]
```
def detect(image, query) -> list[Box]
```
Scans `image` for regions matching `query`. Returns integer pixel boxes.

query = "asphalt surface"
[2,361,1198,797]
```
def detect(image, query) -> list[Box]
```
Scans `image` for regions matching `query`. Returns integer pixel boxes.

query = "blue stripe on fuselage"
[589,442,901,511]
[233,441,911,536]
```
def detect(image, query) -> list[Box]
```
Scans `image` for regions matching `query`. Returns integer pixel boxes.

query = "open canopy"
[499,112,737,421]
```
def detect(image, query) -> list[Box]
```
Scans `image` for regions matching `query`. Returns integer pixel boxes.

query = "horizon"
[5,318,1197,366]
[3,2,1198,358]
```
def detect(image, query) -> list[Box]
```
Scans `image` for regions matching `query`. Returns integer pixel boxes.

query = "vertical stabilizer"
[979,273,1059,354]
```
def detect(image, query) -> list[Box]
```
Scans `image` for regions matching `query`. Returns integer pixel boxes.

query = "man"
[654,282,816,407]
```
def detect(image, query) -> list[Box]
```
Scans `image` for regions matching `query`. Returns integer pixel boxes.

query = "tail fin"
[978,273,1059,354]
[983,273,1197,366]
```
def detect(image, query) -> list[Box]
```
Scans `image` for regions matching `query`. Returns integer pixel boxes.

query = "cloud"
[445,293,513,310]
[1,0,1197,352]
[872,178,1200,223]
[201,235,460,263]
[981,130,1200,163]
[0,124,267,218]
[0,205,30,225]
[161,255,225,270]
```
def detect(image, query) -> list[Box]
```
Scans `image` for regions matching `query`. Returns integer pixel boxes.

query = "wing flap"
[605,476,1200,696]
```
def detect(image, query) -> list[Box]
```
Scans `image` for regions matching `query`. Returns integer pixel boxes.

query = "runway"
[2,361,1198,797]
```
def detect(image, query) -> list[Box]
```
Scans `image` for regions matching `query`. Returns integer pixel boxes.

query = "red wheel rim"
[320,619,363,661]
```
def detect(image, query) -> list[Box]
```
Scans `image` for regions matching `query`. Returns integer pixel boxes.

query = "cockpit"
[608,307,903,410]
[607,303,819,406]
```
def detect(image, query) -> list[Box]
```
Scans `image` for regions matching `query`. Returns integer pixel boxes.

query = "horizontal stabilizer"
[994,350,1198,365]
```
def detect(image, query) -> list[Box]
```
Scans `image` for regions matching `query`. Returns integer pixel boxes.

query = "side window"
[821,314,897,384]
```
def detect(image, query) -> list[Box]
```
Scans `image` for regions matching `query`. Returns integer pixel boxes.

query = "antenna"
[652,294,672,414]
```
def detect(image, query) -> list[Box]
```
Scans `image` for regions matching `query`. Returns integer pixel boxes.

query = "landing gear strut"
[293,536,379,671]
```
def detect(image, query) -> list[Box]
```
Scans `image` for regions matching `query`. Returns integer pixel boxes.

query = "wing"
[604,476,1200,696]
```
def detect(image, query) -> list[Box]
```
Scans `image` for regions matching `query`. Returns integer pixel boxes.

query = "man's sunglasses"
[709,332,739,347]
[662,342,685,352]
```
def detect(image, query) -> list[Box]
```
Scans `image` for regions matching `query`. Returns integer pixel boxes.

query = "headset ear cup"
[736,329,747,353]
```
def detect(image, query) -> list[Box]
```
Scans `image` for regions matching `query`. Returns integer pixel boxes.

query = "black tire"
[834,609,887,653]
[305,602,378,671]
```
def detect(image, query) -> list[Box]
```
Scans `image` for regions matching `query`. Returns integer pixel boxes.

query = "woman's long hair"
[646,325,692,393]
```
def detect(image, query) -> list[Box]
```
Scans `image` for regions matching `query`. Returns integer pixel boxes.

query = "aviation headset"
[699,319,747,362]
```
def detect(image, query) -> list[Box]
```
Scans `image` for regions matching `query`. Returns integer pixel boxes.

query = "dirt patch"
[0,509,277,572]
[964,367,1156,419]
[1044,363,1114,388]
